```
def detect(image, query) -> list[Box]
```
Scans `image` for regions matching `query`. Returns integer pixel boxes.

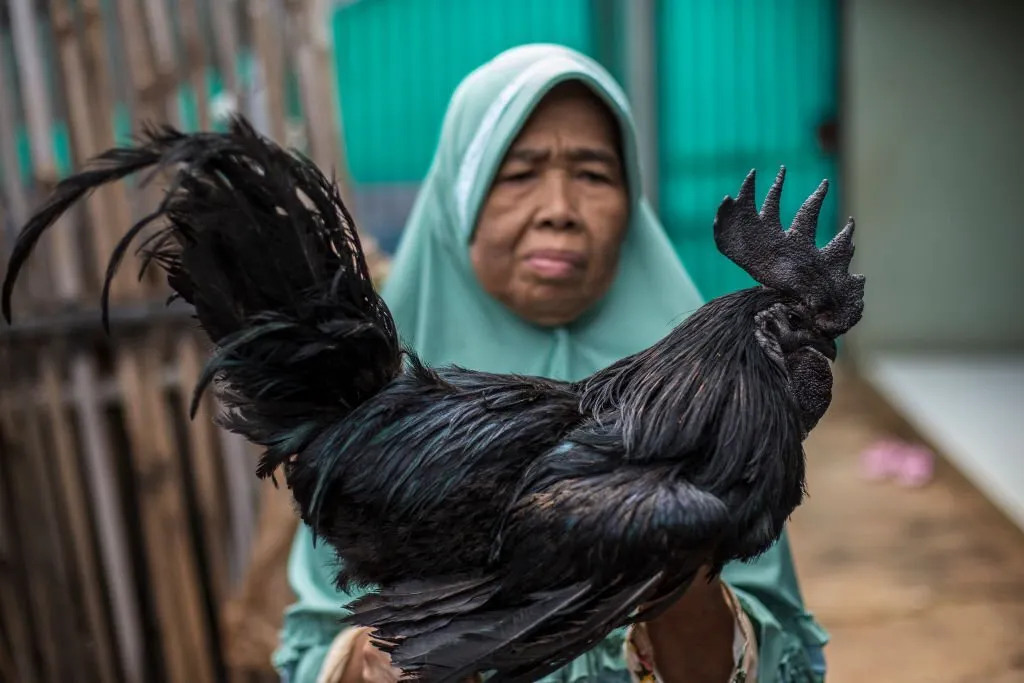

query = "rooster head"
[712,167,865,434]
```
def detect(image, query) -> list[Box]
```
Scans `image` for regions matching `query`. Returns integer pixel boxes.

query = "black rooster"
[1,117,864,683]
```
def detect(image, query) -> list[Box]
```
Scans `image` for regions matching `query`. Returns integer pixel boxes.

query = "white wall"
[842,0,1024,354]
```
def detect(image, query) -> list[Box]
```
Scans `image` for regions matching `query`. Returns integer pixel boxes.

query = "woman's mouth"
[523,250,585,280]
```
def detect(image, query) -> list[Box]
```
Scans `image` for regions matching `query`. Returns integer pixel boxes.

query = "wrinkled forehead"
[440,47,638,236]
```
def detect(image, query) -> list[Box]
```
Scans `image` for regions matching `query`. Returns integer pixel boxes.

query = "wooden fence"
[0,1,387,681]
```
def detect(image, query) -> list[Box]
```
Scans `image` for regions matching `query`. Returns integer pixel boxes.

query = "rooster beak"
[814,338,838,361]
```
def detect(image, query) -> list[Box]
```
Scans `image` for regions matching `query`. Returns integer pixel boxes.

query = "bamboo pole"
[49,0,119,305]
[0,35,27,252]
[69,353,145,683]
[0,484,41,683]
[113,0,156,98]
[140,0,175,82]
[0,28,48,310]
[178,0,211,130]
[210,0,241,96]
[112,2,218,681]
[248,0,288,144]
[178,331,251,683]
[283,0,389,283]
[32,4,150,681]
[8,0,77,304]
[177,335,231,607]
[78,0,145,304]
[0,361,65,683]
[7,7,149,683]
[19,361,87,683]
[115,347,194,683]
[0,361,41,683]
[40,348,119,683]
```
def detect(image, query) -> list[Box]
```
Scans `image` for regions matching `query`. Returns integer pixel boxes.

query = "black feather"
[1,117,866,683]
[2,116,403,479]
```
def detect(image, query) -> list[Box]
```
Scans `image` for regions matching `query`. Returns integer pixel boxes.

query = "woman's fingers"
[322,626,475,683]
[321,627,400,683]
[359,635,403,683]
[319,627,370,683]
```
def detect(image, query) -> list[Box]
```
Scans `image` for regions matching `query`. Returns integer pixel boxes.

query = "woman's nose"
[535,173,580,230]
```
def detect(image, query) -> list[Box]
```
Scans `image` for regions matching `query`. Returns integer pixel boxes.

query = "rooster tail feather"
[1,115,403,479]
[379,580,592,683]
[345,573,664,683]
[488,573,665,683]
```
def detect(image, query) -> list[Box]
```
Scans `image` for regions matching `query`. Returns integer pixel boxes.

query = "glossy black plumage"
[1,116,865,683]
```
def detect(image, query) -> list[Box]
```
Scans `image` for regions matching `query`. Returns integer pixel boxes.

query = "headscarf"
[379,43,704,380]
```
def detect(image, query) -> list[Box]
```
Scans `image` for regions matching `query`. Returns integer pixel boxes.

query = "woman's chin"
[515,295,589,328]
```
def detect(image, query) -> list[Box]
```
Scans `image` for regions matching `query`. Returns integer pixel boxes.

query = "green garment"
[274,44,829,683]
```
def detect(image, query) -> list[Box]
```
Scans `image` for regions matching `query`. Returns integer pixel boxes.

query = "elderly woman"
[274,44,829,683]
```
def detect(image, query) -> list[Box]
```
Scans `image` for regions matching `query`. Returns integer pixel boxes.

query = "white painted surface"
[863,352,1024,531]
[842,0,1024,353]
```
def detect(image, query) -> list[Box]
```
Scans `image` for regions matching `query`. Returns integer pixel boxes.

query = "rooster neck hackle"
[578,286,807,560]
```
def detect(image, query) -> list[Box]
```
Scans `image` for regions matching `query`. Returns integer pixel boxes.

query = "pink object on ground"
[860,439,907,481]
[895,445,935,488]
[859,439,936,487]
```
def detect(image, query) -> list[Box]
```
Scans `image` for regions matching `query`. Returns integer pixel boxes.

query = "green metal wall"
[657,0,840,298]
[332,0,595,185]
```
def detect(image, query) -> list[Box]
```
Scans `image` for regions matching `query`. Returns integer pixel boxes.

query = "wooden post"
[8,5,151,683]
[111,2,218,681]
[0,354,43,683]
[209,0,241,96]
[0,356,72,683]
[8,0,78,303]
[77,0,139,302]
[248,0,288,144]
[283,0,390,282]
[34,4,151,682]
[43,19,130,682]
[115,347,195,683]
[0,25,46,309]
[114,0,156,98]
[178,0,211,130]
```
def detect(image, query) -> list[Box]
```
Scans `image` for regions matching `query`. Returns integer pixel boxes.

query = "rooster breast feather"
[285,362,587,588]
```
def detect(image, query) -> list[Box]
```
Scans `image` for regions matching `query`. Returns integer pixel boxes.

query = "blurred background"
[0,0,1021,682]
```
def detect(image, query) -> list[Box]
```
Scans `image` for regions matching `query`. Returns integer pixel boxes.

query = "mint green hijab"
[380,43,703,380]
[276,44,828,683]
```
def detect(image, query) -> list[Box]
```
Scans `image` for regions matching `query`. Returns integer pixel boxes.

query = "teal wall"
[332,0,595,185]
[657,0,840,297]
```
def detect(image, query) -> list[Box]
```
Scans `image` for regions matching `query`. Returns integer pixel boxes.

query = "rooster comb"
[712,167,866,337]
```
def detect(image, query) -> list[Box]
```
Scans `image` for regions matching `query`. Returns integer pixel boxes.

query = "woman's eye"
[578,170,610,184]
[500,170,535,183]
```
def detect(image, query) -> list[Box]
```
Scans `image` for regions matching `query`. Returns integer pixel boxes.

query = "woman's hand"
[322,569,737,683]
[326,627,479,683]
[318,627,401,683]
[641,566,737,683]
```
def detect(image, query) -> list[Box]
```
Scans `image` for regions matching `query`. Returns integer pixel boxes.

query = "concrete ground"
[789,370,1024,682]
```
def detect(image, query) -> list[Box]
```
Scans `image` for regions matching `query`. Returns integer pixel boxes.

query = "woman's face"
[470,82,629,327]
